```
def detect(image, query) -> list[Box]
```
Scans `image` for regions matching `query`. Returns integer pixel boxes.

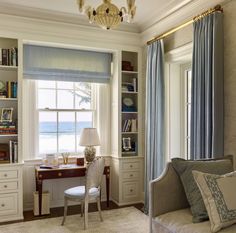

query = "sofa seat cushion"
[153,208,236,233]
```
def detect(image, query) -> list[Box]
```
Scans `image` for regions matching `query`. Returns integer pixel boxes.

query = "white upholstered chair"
[61,157,105,229]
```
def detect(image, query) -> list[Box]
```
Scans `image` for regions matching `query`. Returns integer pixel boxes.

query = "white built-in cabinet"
[0,37,23,222]
[111,50,144,206]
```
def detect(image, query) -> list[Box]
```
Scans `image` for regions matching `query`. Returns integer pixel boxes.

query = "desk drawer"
[0,193,18,216]
[0,170,18,180]
[37,169,86,180]
[0,181,18,191]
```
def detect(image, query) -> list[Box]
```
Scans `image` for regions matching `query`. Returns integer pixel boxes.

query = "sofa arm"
[149,162,189,219]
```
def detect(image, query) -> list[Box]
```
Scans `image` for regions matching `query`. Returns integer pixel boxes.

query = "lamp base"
[84,146,96,163]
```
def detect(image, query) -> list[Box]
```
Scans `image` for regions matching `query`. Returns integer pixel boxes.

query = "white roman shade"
[23,44,112,83]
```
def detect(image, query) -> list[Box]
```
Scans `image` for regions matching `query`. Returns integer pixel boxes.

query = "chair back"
[85,157,105,192]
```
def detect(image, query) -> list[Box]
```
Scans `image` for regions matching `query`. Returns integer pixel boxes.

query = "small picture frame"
[122,137,131,151]
[1,108,13,122]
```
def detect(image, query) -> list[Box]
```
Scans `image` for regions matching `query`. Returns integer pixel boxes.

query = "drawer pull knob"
[4,185,7,188]
[4,174,7,177]
[1,204,5,207]
[130,165,133,168]
[58,172,62,177]
[130,174,133,177]
[130,189,133,192]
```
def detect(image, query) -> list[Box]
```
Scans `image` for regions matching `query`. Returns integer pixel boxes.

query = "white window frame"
[36,81,96,155]
[165,42,192,161]
[180,63,192,159]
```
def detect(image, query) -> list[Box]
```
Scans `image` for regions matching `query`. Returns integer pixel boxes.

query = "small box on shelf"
[122,61,134,71]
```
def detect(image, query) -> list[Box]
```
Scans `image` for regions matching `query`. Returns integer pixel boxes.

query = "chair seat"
[64,186,100,199]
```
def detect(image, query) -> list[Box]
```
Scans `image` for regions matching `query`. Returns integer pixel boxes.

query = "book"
[125,119,132,132]
[13,82,17,98]
[2,48,8,65]
[131,119,137,132]
[132,78,137,92]
[9,140,18,163]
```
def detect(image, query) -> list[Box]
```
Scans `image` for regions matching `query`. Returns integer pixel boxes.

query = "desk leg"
[37,180,43,216]
[106,173,110,207]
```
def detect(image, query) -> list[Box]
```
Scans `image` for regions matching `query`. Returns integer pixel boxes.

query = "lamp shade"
[79,128,100,146]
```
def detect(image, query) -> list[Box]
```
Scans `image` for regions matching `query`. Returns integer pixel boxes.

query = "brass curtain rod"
[147,5,223,45]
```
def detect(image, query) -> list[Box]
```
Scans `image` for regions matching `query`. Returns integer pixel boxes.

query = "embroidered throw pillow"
[171,157,233,223]
[193,170,236,233]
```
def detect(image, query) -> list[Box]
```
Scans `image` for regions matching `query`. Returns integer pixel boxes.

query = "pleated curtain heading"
[23,44,112,83]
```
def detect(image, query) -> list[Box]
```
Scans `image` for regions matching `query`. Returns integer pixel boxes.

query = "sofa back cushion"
[193,170,236,233]
[171,157,233,223]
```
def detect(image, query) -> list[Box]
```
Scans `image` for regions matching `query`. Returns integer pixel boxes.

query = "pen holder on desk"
[62,153,70,165]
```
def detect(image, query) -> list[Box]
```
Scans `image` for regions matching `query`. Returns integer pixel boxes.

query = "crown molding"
[0,2,140,34]
[0,13,142,49]
[138,0,192,32]
[141,0,228,45]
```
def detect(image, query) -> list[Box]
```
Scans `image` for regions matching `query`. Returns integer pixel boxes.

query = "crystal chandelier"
[77,0,136,30]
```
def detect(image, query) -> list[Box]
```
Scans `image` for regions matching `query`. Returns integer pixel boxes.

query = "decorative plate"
[0,81,5,91]
[123,97,134,107]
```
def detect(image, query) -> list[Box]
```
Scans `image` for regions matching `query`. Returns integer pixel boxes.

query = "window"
[184,68,192,159]
[37,80,94,155]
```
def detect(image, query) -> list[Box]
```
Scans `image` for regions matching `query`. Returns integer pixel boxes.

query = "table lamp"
[79,128,100,163]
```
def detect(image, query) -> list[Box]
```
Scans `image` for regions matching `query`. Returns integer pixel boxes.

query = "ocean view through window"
[37,80,94,155]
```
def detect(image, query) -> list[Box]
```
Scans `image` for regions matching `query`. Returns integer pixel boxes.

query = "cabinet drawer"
[0,170,18,180]
[0,181,18,191]
[122,162,140,171]
[122,182,139,199]
[122,171,139,180]
[0,193,18,216]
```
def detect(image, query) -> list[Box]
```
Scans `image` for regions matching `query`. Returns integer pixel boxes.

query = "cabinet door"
[0,193,18,216]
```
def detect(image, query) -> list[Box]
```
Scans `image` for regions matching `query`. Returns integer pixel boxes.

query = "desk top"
[35,164,86,172]
[35,164,110,172]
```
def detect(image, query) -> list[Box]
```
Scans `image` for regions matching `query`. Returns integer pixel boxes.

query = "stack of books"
[0,122,17,134]
[0,81,18,98]
[122,119,137,132]
[0,47,18,66]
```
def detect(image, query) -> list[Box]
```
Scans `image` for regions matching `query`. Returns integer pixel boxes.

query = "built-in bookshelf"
[121,51,139,157]
[0,37,18,164]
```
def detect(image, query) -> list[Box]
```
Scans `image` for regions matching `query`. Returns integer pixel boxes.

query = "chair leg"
[84,200,88,230]
[61,197,68,226]
[81,202,84,217]
[97,198,103,222]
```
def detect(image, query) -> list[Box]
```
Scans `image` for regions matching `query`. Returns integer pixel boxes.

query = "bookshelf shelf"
[122,91,138,94]
[122,70,138,74]
[0,65,18,70]
[0,98,17,101]
[122,111,138,114]
[122,151,137,155]
[122,132,138,134]
[0,134,18,137]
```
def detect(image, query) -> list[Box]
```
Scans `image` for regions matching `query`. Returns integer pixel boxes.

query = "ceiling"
[0,0,193,32]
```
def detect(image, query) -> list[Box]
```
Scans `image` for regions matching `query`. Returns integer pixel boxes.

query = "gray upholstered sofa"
[149,161,236,233]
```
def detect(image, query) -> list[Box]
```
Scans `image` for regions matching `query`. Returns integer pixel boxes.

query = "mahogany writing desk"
[35,164,110,216]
